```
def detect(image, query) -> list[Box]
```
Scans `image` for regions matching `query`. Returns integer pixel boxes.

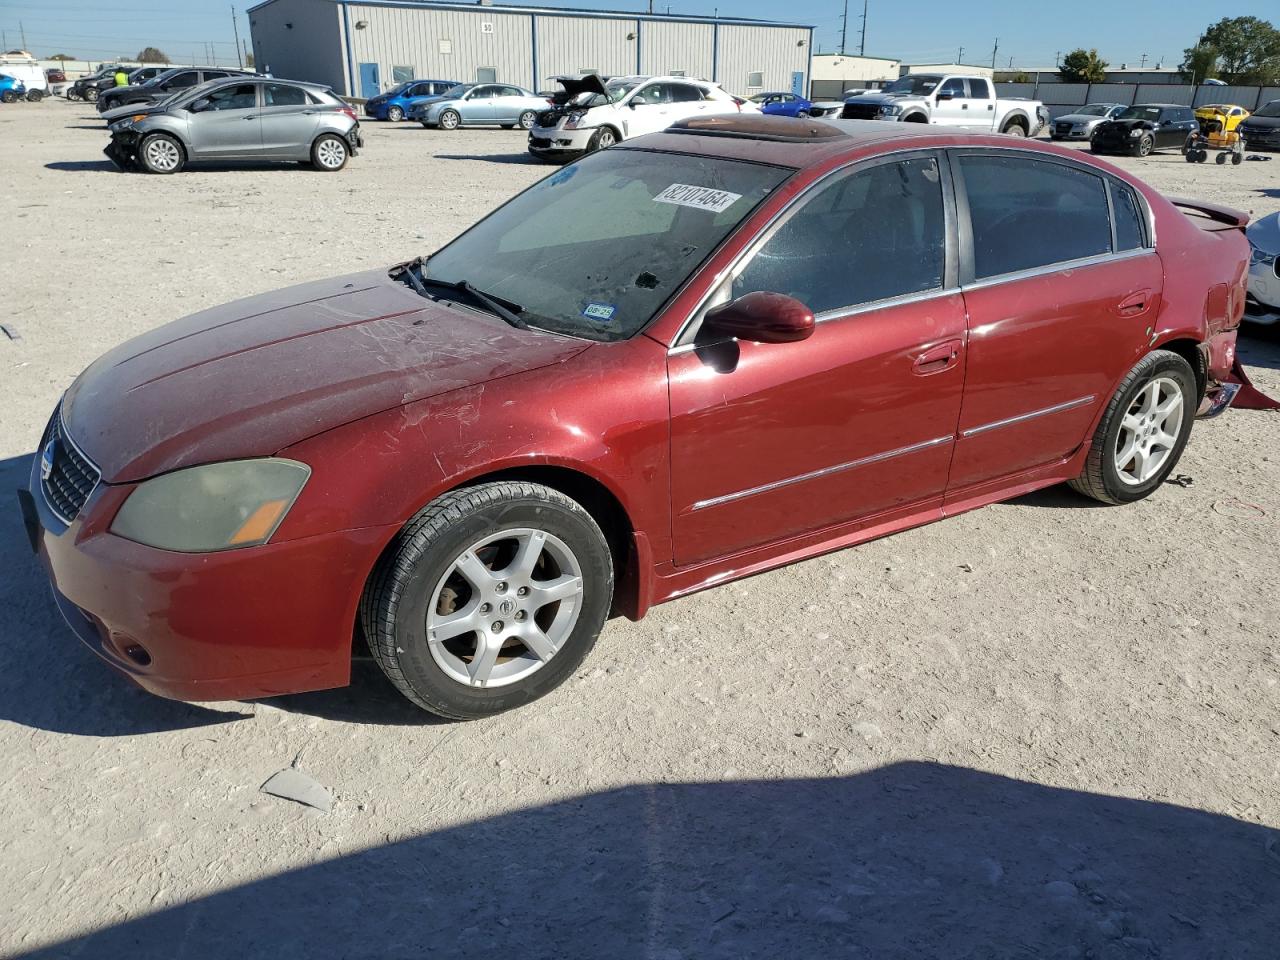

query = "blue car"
[365,79,459,121]
[750,91,815,117]
[0,74,27,104]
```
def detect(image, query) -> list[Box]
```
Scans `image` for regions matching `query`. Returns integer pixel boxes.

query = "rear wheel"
[84,87,98,102]
[387,105,404,122]
[438,109,460,130]
[1001,118,1028,137]
[138,133,184,174]
[311,133,348,171]
[362,482,614,719]
[518,109,537,130]
[26,89,43,102]
[1069,350,1196,505]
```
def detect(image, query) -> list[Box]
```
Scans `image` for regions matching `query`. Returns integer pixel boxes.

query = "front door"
[186,81,262,158]
[668,154,965,566]
[358,62,380,100]
[930,76,971,126]
[623,83,674,137]
[947,150,1161,492]
[461,85,497,122]
[259,82,319,158]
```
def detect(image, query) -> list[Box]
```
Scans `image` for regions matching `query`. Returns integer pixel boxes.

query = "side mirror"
[629,96,646,107]
[703,291,815,345]
[189,97,210,112]
[936,91,953,101]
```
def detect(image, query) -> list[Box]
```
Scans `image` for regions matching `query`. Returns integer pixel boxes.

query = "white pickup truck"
[840,74,1047,137]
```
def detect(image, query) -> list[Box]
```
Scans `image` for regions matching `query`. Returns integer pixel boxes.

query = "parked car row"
[100,75,362,174]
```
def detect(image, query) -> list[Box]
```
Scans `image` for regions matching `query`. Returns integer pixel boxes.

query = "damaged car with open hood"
[527,73,751,162]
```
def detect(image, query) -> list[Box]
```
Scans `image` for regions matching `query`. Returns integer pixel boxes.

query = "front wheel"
[311,133,349,171]
[1133,135,1154,157]
[587,126,618,152]
[518,110,537,130]
[362,482,614,719]
[438,109,460,130]
[138,133,185,174]
[387,105,404,122]
[1068,350,1196,505]
[0,90,15,104]
[84,87,98,102]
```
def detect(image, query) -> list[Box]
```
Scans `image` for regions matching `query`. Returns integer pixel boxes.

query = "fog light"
[123,644,152,667]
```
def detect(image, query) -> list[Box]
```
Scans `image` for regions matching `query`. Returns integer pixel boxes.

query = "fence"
[809,78,1280,116]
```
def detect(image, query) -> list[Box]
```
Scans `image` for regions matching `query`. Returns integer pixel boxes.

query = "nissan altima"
[21,115,1250,719]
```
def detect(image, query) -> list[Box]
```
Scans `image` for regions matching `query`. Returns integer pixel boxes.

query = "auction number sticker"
[654,183,742,213]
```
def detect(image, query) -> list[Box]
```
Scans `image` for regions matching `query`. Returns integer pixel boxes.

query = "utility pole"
[990,37,998,70]
[957,46,964,64]
[859,0,867,57]
[1008,55,1014,68]
[839,0,848,55]
[1138,52,1148,68]
[231,5,244,68]
[20,20,27,50]
[1054,50,1060,67]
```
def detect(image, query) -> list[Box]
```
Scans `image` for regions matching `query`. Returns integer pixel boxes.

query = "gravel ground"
[2,99,1279,959]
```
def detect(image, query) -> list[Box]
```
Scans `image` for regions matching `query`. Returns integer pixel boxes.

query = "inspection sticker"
[653,183,742,213]
[582,302,617,321]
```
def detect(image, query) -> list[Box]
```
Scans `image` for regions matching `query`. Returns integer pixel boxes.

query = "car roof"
[626,115,1108,170]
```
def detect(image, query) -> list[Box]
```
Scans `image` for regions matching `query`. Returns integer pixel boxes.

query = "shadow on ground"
[43,160,118,173]
[1240,329,1280,371]
[434,152,543,165]
[15,762,1280,958]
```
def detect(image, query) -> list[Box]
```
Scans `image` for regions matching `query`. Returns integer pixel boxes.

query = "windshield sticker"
[582,302,617,322]
[654,183,743,213]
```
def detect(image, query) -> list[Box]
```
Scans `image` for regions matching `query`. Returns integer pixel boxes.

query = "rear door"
[946,150,1162,495]
[259,82,320,157]
[490,85,527,123]
[965,77,998,129]
[668,153,966,566]
[186,81,262,158]
[1160,106,1197,147]
[666,81,712,123]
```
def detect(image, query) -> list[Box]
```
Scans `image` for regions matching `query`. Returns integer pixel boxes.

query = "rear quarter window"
[1110,181,1147,251]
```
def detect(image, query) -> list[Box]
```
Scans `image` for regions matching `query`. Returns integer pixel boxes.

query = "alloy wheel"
[440,110,459,129]
[519,110,536,130]
[315,137,346,169]
[144,137,181,172]
[597,129,616,148]
[388,106,403,122]
[1114,377,1183,485]
[426,528,585,688]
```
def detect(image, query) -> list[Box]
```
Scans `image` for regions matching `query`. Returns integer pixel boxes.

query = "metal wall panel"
[1262,87,1280,108]
[248,0,345,92]
[347,3,535,93]
[1087,83,1137,105]
[638,20,713,80]
[715,24,809,94]
[1191,85,1262,110]
[534,15,638,84]
[1138,83,1193,106]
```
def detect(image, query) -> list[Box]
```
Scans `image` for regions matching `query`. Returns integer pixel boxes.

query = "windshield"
[1255,100,1280,118]
[573,79,638,108]
[1118,105,1161,122]
[420,150,790,341]
[386,81,412,96]
[882,75,941,95]
[441,83,471,99]
[1076,104,1110,116]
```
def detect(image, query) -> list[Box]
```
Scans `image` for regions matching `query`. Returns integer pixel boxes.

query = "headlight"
[1129,129,1143,137]
[565,110,586,126]
[111,458,311,553]
[878,104,903,117]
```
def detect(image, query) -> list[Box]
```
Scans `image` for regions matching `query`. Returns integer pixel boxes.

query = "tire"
[587,126,619,152]
[1231,150,1243,166]
[311,133,349,171]
[1133,135,1154,157]
[1216,152,1227,165]
[797,109,810,119]
[0,90,14,104]
[138,133,185,174]
[362,482,614,719]
[1068,350,1197,505]
[66,89,81,101]
[26,89,44,102]
[1001,119,1028,137]
[438,109,460,130]
[518,110,537,130]
[387,105,403,122]
[85,87,98,102]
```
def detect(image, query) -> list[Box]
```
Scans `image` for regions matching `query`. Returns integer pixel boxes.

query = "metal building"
[247,0,813,100]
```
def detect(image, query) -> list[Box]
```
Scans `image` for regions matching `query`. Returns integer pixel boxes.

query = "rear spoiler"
[1168,196,1250,229]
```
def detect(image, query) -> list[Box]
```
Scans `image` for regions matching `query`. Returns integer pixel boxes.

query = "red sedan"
[21,116,1250,719]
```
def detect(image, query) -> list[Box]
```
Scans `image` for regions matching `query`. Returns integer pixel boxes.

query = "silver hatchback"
[103,77,363,173]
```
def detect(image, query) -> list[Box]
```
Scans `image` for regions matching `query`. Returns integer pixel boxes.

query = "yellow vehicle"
[1194,103,1250,147]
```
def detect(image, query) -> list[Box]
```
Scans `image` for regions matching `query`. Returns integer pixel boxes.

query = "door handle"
[912,339,962,375]
[1115,291,1152,317]
[961,104,969,110]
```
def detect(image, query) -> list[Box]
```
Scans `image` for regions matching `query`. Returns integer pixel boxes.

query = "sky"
[0,0,1275,69]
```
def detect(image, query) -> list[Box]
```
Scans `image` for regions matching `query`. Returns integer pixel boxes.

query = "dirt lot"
[2,99,1279,958]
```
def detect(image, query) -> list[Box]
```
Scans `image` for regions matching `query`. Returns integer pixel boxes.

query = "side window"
[167,72,198,89]
[205,83,258,111]
[469,85,494,99]
[264,83,306,107]
[668,83,704,103]
[967,78,992,99]
[1110,181,1147,252]
[733,157,946,314]
[500,86,523,97]
[637,84,668,104]
[939,77,966,98]
[959,154,1112,279]
[204,71,229,81]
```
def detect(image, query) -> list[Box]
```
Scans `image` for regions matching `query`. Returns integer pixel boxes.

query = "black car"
[97,67,253,113]
[68,65,124,102]
[1240,100,1280,152]
[1090,103,1198,157]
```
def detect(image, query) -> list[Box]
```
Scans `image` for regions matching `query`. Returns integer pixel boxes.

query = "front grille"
[40,408,101,525]
[529,136,552,149]
[841,103,881,120]
[536,109,559,127]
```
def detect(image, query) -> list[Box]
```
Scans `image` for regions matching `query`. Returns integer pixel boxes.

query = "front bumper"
[1241,128,1280,151]
[528,124,594,159]
[23,455,396,702]
[103,133,140,171]
[1051,122,1092,140]
[1246,254,1280,324]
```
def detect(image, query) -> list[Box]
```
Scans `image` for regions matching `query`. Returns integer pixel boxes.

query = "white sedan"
[1247,212,1280,325]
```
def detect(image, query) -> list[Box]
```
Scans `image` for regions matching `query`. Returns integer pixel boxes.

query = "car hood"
[101,100,169,122]
[1097,118,1154,132]
[1055,113,1106,124]
[62,268,591,483]
[1248,212,1280,256]
[844,92,917,105]
[550,74,609,102]
[1242,115,1280,128]
[407,94,448,109]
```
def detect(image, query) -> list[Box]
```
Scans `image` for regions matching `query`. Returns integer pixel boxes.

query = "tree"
[49,53,76,62]
[135,46,170,64]
[1059,48,1108,83]
[1010,71,1032,83]
[1181,44,1219,83]
[1190,16,1280,84]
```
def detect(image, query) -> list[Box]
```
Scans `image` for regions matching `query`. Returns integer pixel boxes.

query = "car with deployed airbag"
[22,116,1251,720]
